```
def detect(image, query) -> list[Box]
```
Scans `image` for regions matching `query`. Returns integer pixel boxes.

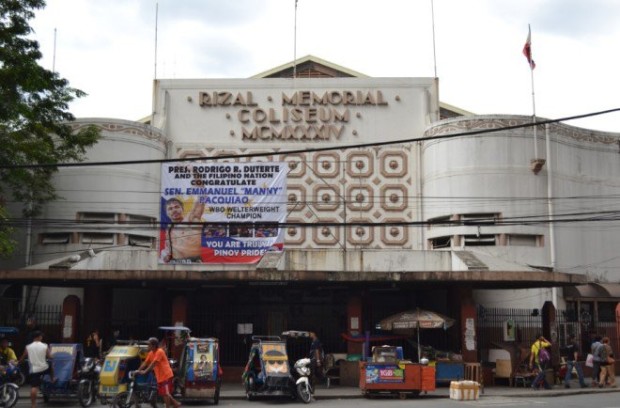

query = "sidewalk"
[19,381,619,402]
[219,380,620,400]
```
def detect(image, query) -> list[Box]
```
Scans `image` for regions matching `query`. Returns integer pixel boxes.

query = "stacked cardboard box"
[449,380,480,400]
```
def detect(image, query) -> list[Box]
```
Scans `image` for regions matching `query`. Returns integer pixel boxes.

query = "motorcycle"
[78,357,101,407]
[0,327,24,388]
[0,366,19,408]
[2,362,25,388]
[291,357,313,404]
[112,370,158,408]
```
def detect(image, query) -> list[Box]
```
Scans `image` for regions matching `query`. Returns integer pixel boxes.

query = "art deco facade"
[2,57,618,365]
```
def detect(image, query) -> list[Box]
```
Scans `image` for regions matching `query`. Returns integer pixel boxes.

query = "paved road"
[12,381,620,408]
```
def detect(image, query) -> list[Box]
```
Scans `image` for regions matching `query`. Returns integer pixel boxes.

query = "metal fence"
[477,306,619,362]
[0,304,63,352]
[4,303,617,366]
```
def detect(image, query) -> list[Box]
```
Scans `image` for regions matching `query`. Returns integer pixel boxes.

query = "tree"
[0,0,99,258]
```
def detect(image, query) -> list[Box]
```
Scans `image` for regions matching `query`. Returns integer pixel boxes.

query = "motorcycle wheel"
[13,372,26,387]
[149,393,158,408]
[296,382,312,404]
[113,391,140,408]
[0,384,19,408]
[78,380,94,407]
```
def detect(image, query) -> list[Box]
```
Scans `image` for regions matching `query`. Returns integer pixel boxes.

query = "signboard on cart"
[365,364,405,383]
[159,162,287,264]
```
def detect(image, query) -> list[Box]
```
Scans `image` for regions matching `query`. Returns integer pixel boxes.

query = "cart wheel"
[245,377,254,400]
[399,392,407,400]
[172,378,182,397]
[213,380,220,405]
[113,391,140,408]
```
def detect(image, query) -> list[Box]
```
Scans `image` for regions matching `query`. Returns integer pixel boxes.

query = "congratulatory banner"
[159,162,287,264]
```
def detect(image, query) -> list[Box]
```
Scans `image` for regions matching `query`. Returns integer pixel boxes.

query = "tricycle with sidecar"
[99,342,151,405]
[0,327,20,408]
[158,326,222,405]
[41,343,99,406]
[0,327,25,387]
[242,335,293,401]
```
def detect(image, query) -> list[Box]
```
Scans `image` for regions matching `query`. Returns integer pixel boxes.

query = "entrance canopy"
[564,283,620,300]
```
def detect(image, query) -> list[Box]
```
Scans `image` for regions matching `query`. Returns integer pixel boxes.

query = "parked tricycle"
[99,342,150,405]
[0,327,25,387]
[159,326,222,405]
[0,327,20,408]
[242,335,294,401]
[41,343,99,406]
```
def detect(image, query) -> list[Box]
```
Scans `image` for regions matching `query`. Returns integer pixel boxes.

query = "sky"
[30,0,620,132]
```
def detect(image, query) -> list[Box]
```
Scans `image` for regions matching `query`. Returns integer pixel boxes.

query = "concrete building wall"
[30,119,167,265]
[421,115,620,308]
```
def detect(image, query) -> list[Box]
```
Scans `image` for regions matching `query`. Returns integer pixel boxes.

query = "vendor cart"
[359,345,435,399]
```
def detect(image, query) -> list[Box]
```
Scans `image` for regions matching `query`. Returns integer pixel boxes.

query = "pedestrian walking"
[137,337,181,408]
[591,335,603,387]
[18,331,54,408]
[562,335,587,388]
[598,337,616,388]
[529,333,552,390]
[308,331,325,385]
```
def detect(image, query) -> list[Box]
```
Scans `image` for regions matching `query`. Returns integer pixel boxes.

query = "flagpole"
[431,0,437,78]
[293,0,298,84]
[528,24,538,159]
[154,2,158,80]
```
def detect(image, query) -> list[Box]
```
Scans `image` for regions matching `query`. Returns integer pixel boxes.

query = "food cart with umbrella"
[358,308,454,399]
[376,308,455,363]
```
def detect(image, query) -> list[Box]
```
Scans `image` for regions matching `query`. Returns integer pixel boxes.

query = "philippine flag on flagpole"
[523,25,536,69]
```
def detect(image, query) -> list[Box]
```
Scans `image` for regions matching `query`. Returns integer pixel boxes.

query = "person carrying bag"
[529,334,552,390]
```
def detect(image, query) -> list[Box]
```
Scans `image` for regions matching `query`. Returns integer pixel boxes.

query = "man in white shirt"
[18,331,53,408]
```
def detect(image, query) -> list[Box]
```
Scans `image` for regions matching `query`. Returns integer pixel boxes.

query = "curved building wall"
[422,115,620,307]
[31,119,167,265]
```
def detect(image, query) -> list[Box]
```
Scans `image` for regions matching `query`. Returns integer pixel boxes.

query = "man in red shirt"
[137,337,181,408]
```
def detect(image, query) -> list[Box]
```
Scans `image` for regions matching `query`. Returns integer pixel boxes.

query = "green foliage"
[0,0,100,257]
[0,206,16,259]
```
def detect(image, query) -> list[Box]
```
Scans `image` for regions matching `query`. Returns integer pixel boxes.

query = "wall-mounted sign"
[503,319,516,342]
[159,162,287,264]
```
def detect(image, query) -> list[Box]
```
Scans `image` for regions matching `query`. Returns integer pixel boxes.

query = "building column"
[542,300,559,366]
[449,286,478,363]
[83,286,112,343]
[169,295,188,361]
[171,295,188,326]
[616,302,620,350]
[347,294,363,355]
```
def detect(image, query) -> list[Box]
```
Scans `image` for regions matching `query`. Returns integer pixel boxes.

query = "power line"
[5,209,620,229]
[1,108,619,170]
